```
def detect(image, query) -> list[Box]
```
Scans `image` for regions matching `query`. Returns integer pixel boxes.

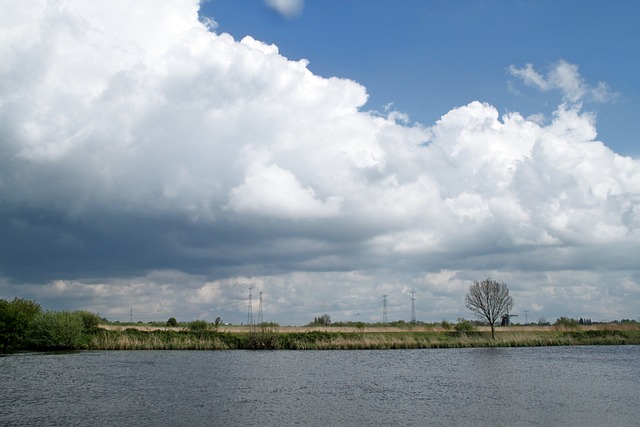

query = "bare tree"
[465,278,514,339]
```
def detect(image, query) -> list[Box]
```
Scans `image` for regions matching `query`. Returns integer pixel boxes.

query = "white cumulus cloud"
[1,0,639,324]
[227,164,343,218]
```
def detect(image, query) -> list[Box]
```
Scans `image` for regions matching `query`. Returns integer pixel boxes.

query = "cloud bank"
[1,0,639,324]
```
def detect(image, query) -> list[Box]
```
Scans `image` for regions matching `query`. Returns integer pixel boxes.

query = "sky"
[1,0,639,325]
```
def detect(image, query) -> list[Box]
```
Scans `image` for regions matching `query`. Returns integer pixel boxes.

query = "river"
[1,346,639,426]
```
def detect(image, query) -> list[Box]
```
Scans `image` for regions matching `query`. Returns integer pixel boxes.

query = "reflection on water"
[1,346,639,426]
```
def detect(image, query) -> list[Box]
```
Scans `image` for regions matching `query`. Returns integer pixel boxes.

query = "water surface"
[2,346,638,426]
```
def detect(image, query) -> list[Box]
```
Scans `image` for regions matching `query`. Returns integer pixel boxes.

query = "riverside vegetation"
[89,326,640,350]
[2,297,640,351]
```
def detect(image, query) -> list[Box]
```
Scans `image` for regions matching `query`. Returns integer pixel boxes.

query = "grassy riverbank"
[87,327,640,350]
[6,297,638,352]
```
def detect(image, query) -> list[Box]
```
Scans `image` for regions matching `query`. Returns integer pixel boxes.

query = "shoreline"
[87,325,640,350]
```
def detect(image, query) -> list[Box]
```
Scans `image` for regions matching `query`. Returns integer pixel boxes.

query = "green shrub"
[0,298,42,351]
[454,319,477,332]
[188,320,210,333]
[555,317,579,329]
[75,310,101,331]
[246,331,280,349]
[29,311,85,349]
[166,317,178,327]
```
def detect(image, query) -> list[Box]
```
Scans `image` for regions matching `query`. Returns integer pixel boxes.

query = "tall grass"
[90,329,232,350]
[86,328,640,350]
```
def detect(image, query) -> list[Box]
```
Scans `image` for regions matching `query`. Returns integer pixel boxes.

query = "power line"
[382,295,388,324]
[410,290,416,324]
[247,286,254,330]
[258,291,264,325]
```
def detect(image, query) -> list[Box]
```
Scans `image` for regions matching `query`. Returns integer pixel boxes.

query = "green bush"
[246,331,280,349]
[555,317,579,328]
[188,320,210,333]
[76,310,101,331]
[0,298,42,351]
[454,319,477,332]
[440,320,452,330]
[166,317,178,327]
[29,311,85,349]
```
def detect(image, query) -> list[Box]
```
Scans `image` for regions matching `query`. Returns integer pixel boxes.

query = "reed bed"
[88,328,640,350]
[90,329,231,350]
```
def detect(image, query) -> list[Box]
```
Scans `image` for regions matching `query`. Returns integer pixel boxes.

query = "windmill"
[501,313,518,326]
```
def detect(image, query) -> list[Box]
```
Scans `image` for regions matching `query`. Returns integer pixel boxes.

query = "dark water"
[1,346,639,426]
